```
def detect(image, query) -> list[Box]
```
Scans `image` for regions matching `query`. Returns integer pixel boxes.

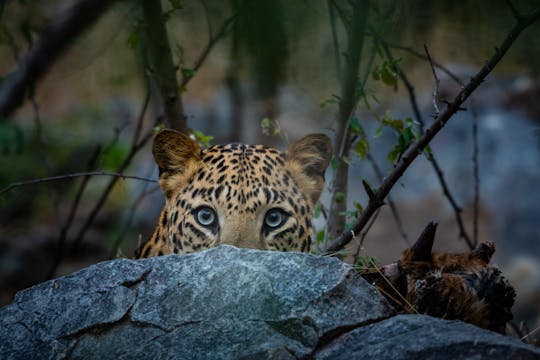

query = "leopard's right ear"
[153,129,200,175]
[152,129,200,197]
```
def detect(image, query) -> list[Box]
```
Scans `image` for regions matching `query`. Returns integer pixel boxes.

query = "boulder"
[0,245,538,359]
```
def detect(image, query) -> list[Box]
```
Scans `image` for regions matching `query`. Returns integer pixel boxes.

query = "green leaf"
[334,192,345,203]
[354,201,363,213]
[330,157,339,172]
[374,126,383,138]
[354,139,368,159]
[349,116,363,134]
[181,68,196,79]
[316,229,325,244]
[320,98,336,108]
[339,210,359,218]
[380,66,397,86]
[190,129,214,148]
[382,118,403,132]
[355,255,380,271]
[127,28,140,49]
[387,147,400,162]
[313,203,322,219]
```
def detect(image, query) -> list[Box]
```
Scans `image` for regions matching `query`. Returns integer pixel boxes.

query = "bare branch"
[424,44,441,116]
[109,177,160,259]
[385,42,463,84]
[505,0,523,21]
[71,93,155,250]
[472,106,480,246]
[0,171,156,197]
[179,12,238,89]
[327,0,342,78]
[322,8,540,253]
[375,33,473,248]
[0,0,118,119]
[47,145,101,279]
[367,153,409,245]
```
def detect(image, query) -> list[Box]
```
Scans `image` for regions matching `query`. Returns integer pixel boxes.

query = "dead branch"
[0,0,118,119]
[322,7,540,253]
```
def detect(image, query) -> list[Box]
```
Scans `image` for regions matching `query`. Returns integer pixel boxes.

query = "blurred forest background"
[1,0,540,336]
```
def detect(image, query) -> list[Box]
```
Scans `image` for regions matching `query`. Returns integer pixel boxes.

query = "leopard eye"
[264,209,289,229]
[195,206,217,227]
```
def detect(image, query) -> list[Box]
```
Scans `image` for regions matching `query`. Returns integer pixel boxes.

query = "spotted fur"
[135,129,332,258]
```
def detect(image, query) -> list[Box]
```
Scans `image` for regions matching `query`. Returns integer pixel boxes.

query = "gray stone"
[0,245,538,359]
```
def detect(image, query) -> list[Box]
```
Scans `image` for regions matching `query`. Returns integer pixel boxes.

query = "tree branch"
[179,12,238,89]
[326,0,370,241]
[0,171,157,197]
[374,31,474,248]
[0,0,118,119]
[141,0,186,132]
[322,8,540,253]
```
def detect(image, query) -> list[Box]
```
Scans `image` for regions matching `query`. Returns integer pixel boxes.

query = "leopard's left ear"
[285,134,332,205]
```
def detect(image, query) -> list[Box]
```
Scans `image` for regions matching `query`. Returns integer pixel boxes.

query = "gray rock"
[316,314,540,360]
[0,245,538,359]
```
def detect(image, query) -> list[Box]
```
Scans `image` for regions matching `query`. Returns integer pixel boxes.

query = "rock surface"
[0,245,539,359]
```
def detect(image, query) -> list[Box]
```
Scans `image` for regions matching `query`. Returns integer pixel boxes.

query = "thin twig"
[352,207,381,265]
[0,171,156,197]
[384,42,463,84]
[0,0,118,119]
[327,0,342,78]
[521,323,540,342]
[471,105,480,246]
[200,0,214,39]
[322,7,540,253]
[505,0,523,21]
[424,44,441,117]
[367,153,409,245]
[375,33,473,248]
[47,145,102,279]
[179,12,238,89]
[109,181,160,259]
[71,94,154,250]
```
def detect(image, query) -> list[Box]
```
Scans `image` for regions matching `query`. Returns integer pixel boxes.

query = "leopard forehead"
[182,143,309,214]
[197,143,286,187]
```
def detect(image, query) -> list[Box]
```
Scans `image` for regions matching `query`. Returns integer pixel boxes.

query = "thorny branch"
[322,7,540,253]
[375,29,477,250]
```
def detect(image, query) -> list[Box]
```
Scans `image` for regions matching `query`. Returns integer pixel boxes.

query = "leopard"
[135,129,332,258]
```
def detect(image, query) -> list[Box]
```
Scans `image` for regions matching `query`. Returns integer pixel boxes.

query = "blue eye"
[264,209,288,229]
[195,206,216,227]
